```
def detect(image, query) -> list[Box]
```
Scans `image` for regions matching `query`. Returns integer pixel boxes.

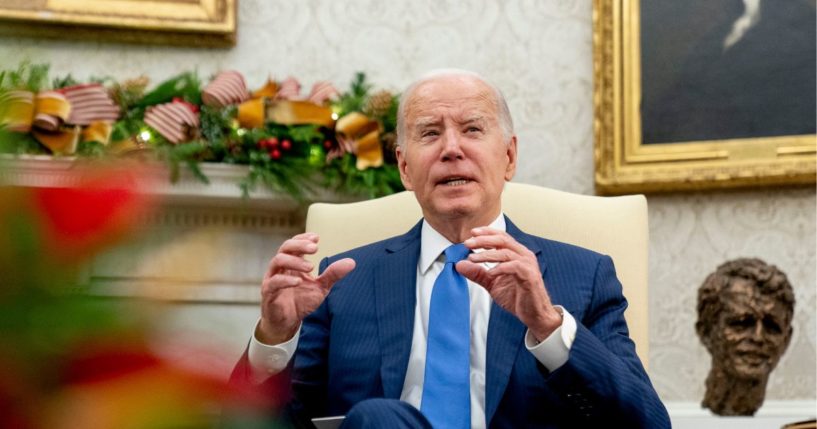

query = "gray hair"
[396,69,514,148]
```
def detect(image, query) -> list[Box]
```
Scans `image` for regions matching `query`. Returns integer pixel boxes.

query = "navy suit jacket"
[232,217,670,428]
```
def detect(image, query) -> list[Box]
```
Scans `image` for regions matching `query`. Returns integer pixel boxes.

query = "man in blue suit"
[231,70,671,428]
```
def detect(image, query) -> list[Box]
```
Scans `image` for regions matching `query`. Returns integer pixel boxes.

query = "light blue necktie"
[421,243,471,429]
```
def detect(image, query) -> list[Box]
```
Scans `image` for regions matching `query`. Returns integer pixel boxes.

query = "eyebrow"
[459,115,486,125]
[411,115,489,134]
[413,117,440,130]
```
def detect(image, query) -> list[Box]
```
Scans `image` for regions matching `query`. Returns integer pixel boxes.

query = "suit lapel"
[375,221,422,399]
[484,217,547,425]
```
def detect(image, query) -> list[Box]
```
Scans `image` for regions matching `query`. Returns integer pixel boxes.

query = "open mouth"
[438,176,473,186]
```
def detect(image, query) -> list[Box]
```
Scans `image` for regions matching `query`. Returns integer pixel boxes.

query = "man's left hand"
[456,227,563,342]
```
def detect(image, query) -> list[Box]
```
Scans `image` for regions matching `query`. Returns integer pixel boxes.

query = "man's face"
[396,76,517,226]
[711,279,792,380]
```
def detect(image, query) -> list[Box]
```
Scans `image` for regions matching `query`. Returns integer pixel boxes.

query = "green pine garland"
[0,63,405,202]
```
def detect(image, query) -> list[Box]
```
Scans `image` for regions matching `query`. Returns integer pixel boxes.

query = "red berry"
[281,139,292,150]
[269,137,279,147]
[323,140,332,149]
[257,139,268,149]
[270,149,282,159]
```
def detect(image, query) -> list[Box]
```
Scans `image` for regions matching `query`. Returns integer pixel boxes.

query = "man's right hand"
[257,232,356,345]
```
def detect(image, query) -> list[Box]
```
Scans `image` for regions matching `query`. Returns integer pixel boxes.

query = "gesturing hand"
[455,227,562,342]
[257,232,356,345]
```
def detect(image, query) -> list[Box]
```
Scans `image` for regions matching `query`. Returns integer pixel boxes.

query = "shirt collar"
[419,214,506,274]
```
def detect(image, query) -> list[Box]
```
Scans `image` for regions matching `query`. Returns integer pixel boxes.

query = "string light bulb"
[137,128,153,144]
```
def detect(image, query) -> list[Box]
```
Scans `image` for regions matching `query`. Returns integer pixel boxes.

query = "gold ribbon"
[0,90,35,132]
[266,100,334,127]
[236,79,335,129]
[32,126,80,155]
[252,79,278,98]
[335,112,383,170]
[0,90,114,154]
[81,121,113,145]
[0,90,82,154]
[33,91,72,131]
[237,98,265,129]
[0,90,73,133]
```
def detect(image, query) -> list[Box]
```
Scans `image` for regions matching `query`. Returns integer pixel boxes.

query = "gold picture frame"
[593,0,816,195]
[0,0,236,47]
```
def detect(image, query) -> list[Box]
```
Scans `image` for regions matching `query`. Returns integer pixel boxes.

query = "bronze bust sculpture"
[696,258,795,415]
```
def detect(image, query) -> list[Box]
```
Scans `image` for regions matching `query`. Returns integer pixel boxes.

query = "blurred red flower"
[30,163,157,265]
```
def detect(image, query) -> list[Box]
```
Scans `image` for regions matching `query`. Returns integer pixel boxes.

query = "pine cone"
[364,90,394,119]
[111,76,149,106]
[122,76,149,93]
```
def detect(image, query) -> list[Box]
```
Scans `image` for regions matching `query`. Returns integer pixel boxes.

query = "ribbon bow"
[236,77,336,129]
[334,112,383,170]
[143,98,200,144]
[0,84,118,155]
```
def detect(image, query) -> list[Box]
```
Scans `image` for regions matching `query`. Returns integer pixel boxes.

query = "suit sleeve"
[228,257,334,428]
[543,255,671,428]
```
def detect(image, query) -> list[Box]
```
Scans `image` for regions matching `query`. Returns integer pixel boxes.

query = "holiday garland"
[0,62,404,200]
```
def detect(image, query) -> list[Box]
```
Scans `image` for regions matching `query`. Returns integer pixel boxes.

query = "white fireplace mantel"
[1,155,363,303]
[0,154,358,210]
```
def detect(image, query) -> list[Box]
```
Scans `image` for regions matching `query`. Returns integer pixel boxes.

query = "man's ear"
[504,136,518,182]
[396,145,414,191]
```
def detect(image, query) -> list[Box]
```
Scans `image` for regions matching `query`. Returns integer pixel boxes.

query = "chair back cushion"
[305,182,649,368]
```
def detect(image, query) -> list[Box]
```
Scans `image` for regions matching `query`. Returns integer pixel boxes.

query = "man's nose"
[752,320,764,339]
[440,129,465,160]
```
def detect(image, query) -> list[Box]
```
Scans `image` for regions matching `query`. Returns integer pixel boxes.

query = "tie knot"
[444,243,470,264]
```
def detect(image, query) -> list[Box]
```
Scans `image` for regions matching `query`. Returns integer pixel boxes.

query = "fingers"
[456,260,493,288]
[266,233,320,277]
[272,252,315,273]
[264,273,302,291]
[464,227,528,255]
[317,258,356,289]
[278,233,320,256]
[467,248,514,264]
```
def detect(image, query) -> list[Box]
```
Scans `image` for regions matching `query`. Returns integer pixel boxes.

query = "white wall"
[1,0,814,404]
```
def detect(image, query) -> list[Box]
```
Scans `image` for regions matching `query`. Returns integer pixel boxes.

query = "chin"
[729,363,772,381]
[435,207,477,221]
[432,199,482,219]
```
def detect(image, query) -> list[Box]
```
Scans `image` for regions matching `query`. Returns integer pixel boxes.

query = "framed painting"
[593,0,816,195]
[0,0,236,47]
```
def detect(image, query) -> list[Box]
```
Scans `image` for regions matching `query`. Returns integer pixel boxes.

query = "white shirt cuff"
[524,306,577,372]
[247,318,300,383]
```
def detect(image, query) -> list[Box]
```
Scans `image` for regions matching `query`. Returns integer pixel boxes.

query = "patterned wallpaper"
[0,0,813,402]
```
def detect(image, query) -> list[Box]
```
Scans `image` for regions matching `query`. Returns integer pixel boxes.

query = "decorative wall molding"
[1,155,353,304]
[87,278,261,304]
[0,154,348,211]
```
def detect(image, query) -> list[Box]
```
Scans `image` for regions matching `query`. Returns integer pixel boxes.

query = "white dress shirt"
[248,214,577,428]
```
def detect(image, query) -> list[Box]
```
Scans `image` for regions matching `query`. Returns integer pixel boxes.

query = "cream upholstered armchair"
[304,182,650,369]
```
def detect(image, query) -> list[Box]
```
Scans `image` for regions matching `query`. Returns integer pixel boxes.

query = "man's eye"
[466,127,482,133]
[422,130,439,138]
[763,317,782,334]
[728,317,755,329]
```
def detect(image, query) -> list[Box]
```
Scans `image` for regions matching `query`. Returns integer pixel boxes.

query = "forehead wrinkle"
[407,81,496,112]
[403,82,499,137]
[411,116,441,135]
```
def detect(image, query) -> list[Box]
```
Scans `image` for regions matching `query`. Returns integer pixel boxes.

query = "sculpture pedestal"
[667,401,816,429]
